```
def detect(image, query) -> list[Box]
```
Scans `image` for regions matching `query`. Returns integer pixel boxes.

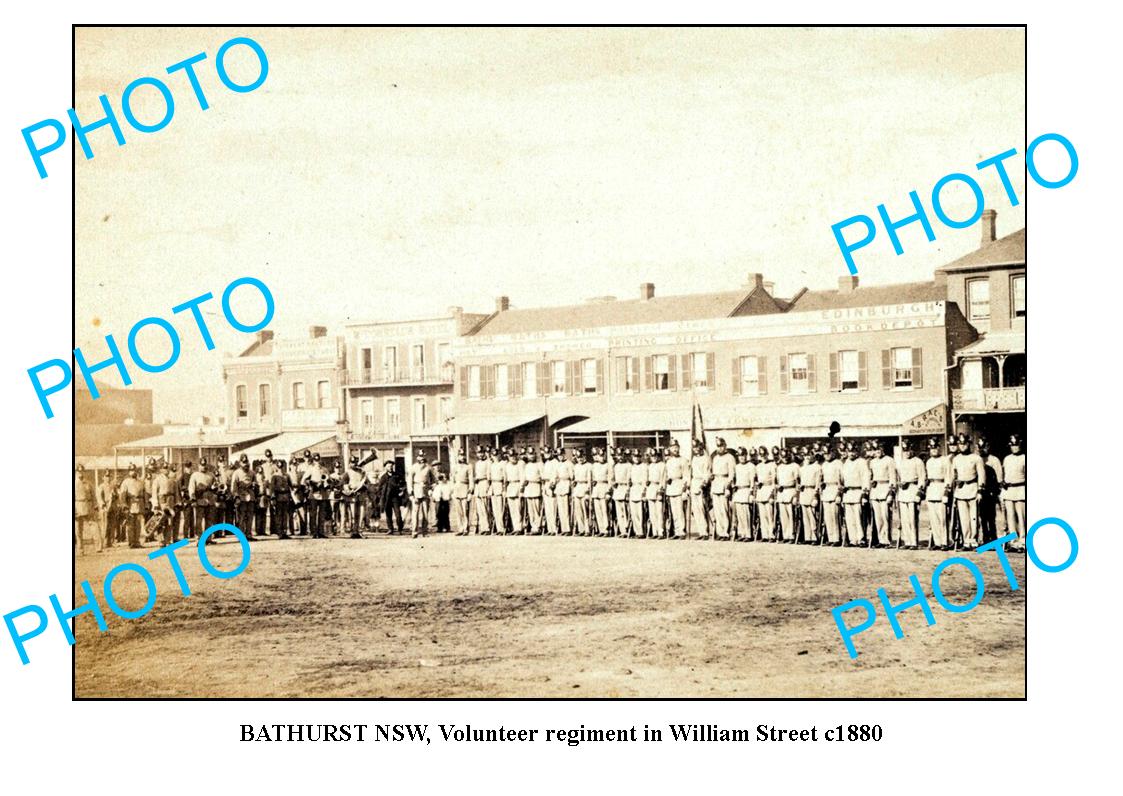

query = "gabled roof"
[937,228,1026,272]
[788,281,946,312]
[470,290,755,336]
[238,338,274,357]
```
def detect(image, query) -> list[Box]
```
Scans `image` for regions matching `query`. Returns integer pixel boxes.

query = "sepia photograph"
[71,25,1027,698]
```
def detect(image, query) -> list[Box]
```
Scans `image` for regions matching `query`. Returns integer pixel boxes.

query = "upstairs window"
[967,277,991,322]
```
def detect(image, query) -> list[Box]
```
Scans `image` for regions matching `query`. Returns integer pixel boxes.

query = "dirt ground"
[73,533,1025,698]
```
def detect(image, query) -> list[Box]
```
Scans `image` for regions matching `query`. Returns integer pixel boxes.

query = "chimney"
[838,275,859,294]
[308,325,327,339]
[980,209,997,246]
[745,272,764,291]
[639,282,655,301]
[255,330,274,345]
[447,305,463,318]
[495,296,510,312]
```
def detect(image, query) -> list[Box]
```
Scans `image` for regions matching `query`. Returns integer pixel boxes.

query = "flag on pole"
[691,399,707,450]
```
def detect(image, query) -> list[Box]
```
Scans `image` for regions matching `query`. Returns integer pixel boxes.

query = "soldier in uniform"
[869,441,898,547]
[775,447,800,543]
[951,433,985,549]
[470,447,491,534]
[645,447,667,539]
[484,448,504,534]
[687,441,711,539]
[231,457,257,540]
[1002,434,1027,551]
[924,437,952,549]
[97,471,120,549]
[520,448,541,534]
[896,440,926,549]
[553,448,573,535]
[118,465,147,548]
[408,452,435,538]
[755,447,778,542]
[377,460,404,534]
[451,448,474,536]
[732,448,755,541]
[75,465,98,555]
[798,446,822,544]
[301,454,329,538]
[709,438,736,540]
[188,458,216,541]
[503,448,525,534]
[820,444,843,545]
[976,437,1004,545]
[342,455,367,537]
[626,449,647,538]
[591,448,612,536]
[570,449,591,535]
[840,443,871,546]
[540,447,558,536]
[270,459,293,538]
[152,461,180,545]
[663,442,687,539]
[611,447,631,538]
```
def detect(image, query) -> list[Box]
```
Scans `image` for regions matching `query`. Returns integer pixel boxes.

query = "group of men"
[428,433,1026,551]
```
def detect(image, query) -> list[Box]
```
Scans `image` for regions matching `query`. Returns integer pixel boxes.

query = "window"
[688,352,713,389]
[789,353,809,395]
[882,347,922,389]
[360,399,374,433]
[468,365,481,399]
[235,385,247,418]
[316,380,331,408]
[522,362,537,398]
[652,355,671,391]
[385,398,401,434]
[892,348,913,388]
[258,383,271,417]
[967,278,990,321]
[439,396,451,423]
[413,397,427,430]
[839,350,859,391]
[1012,274,1025,318]
[383,346,398,381]
[617,356,638,392]
[438,342,452,379]
[962,360,982,390]
[552,360,567,394]
[361,347,372,369]
[292,381,306,409]
[495,364,510,399]
[412,344,425,379]
[581,359,598,394]
[737,356,760,396]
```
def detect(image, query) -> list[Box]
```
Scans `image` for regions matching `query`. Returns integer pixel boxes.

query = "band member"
[470,447,492,534]
[664,442,687,539]
[75,465,98,555]
[97,472,120,549]
[188,458,216,541]
[710,438,736,540]
[554,448,573,535]
[342,455,366,537]
[378,460,404,534]
[270,460,293,538]
[591,448,612,536]
[977,437,1004,545]
[869,441,897,547]
[688,440,711,539]
[327,460,346,534]
[361,452,382,532]
[572,450,593,535]
[611,447,631,538]
[732,448,755,541]
[231,457,257,540]
[1002,434,1027,551]
[755,446,778,542]
[289,455,307,535]
[450,448,474,536]
[503,448,525,535]
[775,447,800,542]
[820,444,843,545]
[924,437,952,549]
[798,446,822,543]
[302,454,330,538]
[952,433,985,549]
[489,448,509,534]
[896,440,925,549]
[840,443,870,546]
[645,447,667,539]
[118,465,147,548]
[216,458,235,527]
[409,452,436,538]
[150,461,177,545]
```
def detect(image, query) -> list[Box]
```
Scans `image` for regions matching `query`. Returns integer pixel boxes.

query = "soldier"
[923,438,952,550]
[710,439,736,540]
[327,460,346,534]
[820,444,843,545]
[469,447,490,534]
[897,440,926,550]
[554,448,573,535]
[485,448,505,534]
[840,442,871,546]
[75,465,98,555]
[503,448,525,534]
[732,448,755,541]
[869,441,898,547]
[775,447,800,543]
[451,448,474,536]
[623,449,643,537]
[798,446,822,544]
[569,450,590,535]
[270,459,293,538]
[342,455,367,537]
[118,465,146,548]
[540,447,558,536]
[377,460,404,534]
[661,441,686,539]
[1002,434,1027,551]
[97,471,120,549]
[360,451,381,532]
[216,458,234,527]
[231,457,257,540]
[609,447,630,538]
[188,458,216,541]
[977,437,1004,545]
[645,447,667,539]
[687,440,711,539]
[150,461,178,545]
[518,448,540,534]
[408,452,435,538]
[755,446,778,542]
[951,433,986,549]
[591,448,612,536]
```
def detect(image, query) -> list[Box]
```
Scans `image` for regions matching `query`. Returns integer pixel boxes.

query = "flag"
[691,399,707,450]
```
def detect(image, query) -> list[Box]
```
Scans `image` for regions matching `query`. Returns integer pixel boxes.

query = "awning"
[564,408,690,434]
[704,400,946,438]
[115,429,278,451]
[238,431,340,461]
[76,454,146,471]
[441,413,545,436]
[955,330,1025,358]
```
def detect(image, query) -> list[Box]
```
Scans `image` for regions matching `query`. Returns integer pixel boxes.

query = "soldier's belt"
[958,477,977,483]
[1006,481,1025,486]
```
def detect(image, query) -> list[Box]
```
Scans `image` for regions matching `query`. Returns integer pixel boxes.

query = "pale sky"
[74,26,1025,422]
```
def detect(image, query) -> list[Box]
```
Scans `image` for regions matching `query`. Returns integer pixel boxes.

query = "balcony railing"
[952,386,1025,412]
[344,365,455,387]
[352,423,405,440]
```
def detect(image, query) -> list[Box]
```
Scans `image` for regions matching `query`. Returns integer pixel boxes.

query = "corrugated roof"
[937,228,1026,272]
[471,290,753,336]
[789,281,946,312]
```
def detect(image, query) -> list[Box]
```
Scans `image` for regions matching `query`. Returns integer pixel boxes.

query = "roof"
[115,429,278,451]
[955,329,1025,358]
[937,228,1026,272]
[238,431,338,460]
[238,338,274,357]
[704,399,945,437]
[789,281,946,312]
[471,290,754,336]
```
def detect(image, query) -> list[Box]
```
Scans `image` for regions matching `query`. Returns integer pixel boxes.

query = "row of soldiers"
[429,433,1026,550]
